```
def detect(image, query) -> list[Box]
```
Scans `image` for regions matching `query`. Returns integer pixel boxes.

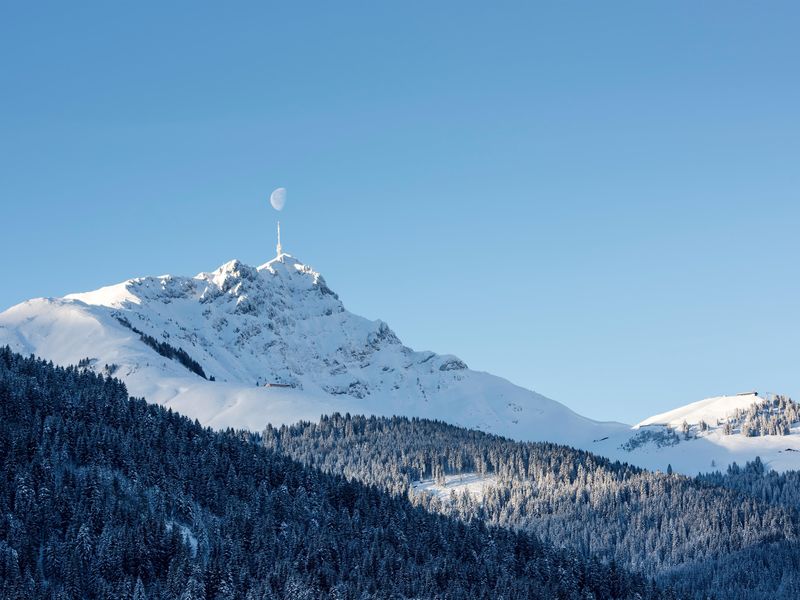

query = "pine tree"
[133,577,148,600]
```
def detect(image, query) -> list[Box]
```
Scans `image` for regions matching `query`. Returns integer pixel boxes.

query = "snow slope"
[594,393,800,474]
[636,393,761,429]
[412,473,499,503]
[0,253,626,448]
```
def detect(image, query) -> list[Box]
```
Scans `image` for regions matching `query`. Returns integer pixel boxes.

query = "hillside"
[0,347,663,599]
[262,413,800,597]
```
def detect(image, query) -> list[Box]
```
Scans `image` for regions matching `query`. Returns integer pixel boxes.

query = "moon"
[269,187,286,211]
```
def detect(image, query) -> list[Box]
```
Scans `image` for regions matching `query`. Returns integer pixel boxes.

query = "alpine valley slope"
[0,253,626,448]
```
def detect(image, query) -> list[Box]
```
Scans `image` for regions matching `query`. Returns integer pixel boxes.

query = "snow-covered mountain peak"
[204,258,260,287]
[258,253,337,296]
[0,253,628,450]
[62,255,338,320]
[257,252,310,274]
[191,254,338,308]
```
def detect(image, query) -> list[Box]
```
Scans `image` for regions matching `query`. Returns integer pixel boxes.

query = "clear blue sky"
[1,2,798,423]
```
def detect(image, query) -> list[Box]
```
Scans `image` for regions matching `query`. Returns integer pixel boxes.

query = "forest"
[0,348,666,599]
[262,414,800,599]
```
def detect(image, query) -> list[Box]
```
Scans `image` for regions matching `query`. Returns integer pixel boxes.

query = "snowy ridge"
[635,393,761,429]
[0,253,626,448]
[598,392,800,474]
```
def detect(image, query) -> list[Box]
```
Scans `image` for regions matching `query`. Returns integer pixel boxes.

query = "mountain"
[3,252,799,475]
[0,252,626,448]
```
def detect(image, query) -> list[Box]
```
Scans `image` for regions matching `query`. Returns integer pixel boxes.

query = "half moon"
[269,187,287,211]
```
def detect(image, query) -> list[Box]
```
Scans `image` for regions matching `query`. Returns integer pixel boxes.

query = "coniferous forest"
[262,414,800,599]
[5,346,800,599]
[0,348,668,599]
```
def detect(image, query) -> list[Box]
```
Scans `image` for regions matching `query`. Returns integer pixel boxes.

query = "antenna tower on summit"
[276,221,283,256]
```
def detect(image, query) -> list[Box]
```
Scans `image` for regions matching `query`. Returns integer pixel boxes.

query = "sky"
[1,2,798,423]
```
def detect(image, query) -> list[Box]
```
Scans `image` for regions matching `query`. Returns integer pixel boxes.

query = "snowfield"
[2,252,798,475]
[606,392,800,474]
[412,473,499,503]
[636,393,762,429]
[595,425,800,475]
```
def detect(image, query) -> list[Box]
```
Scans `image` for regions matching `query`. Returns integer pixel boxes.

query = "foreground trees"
[0,348,663,599]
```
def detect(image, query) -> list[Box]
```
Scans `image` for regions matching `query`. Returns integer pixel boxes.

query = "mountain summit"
[0,254,626,448]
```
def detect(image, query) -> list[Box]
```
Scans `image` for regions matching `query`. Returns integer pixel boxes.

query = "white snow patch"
[635,394,761,429]
[412,473,499,502]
